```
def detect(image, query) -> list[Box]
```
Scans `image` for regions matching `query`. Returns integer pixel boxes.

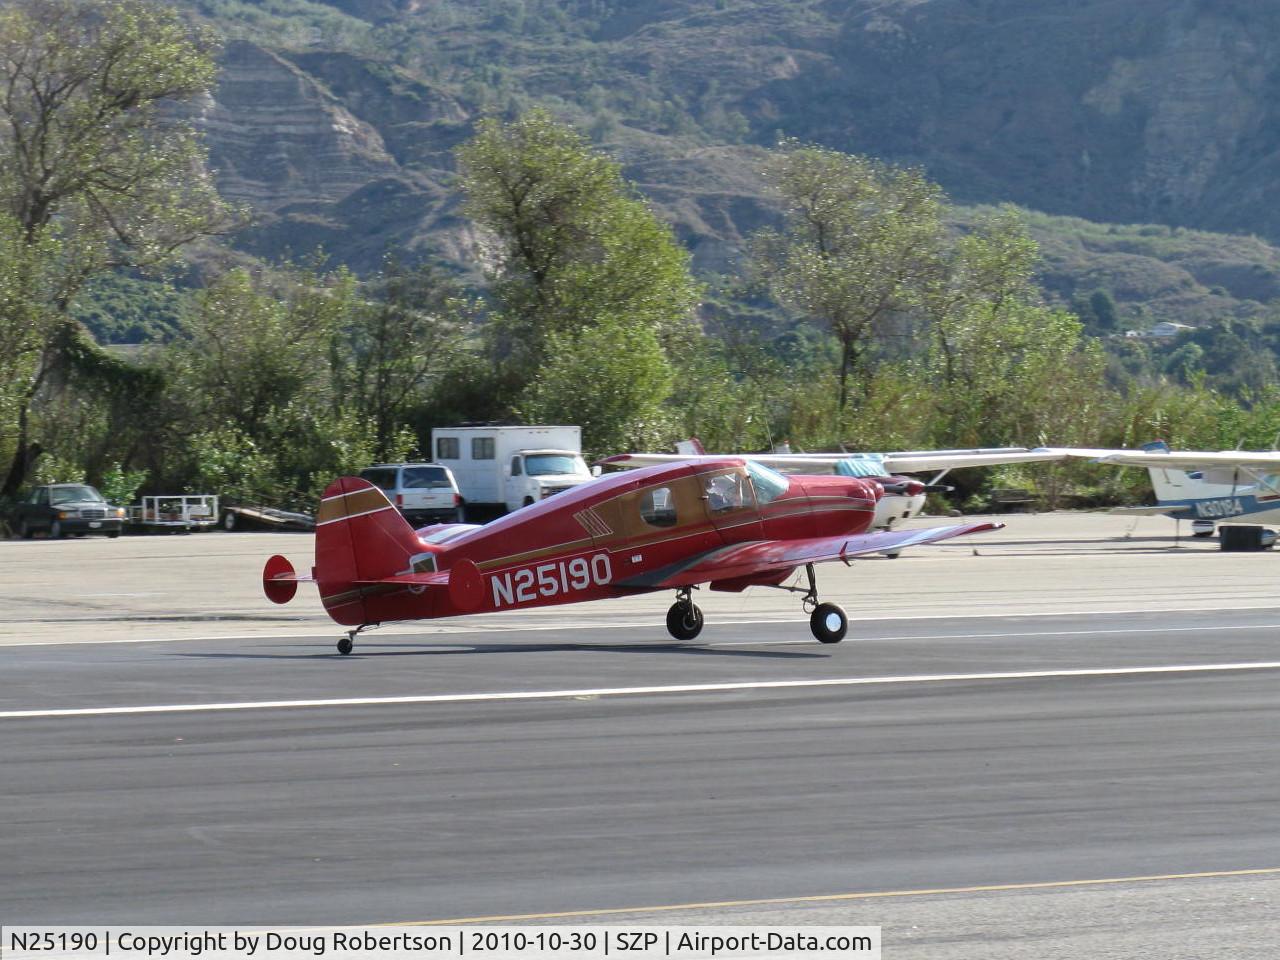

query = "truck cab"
[505,449,593,511]
[430,425,595,518]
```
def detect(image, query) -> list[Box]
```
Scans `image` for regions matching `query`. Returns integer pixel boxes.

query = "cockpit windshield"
[525,454,589,477]
[746,460,789,504]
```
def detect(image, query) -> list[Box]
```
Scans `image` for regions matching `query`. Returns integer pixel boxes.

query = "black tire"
[223,511,237,531]
[523,496,535,508]
[810,602,848,644]
[337,636,353,655]
[666,601,704,641]
[18,519,32,540]
[49,520,63,540]
[107,531,120,539]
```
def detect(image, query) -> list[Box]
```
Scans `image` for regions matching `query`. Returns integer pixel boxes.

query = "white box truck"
[429,425,595,516]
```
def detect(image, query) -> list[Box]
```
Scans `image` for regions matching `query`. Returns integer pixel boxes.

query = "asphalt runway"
[3,518,1280,956]
[3,612,1280,929]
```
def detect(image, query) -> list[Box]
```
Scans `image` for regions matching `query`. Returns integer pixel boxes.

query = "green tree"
[0,216,62,486]
[922,212,1108,450]
[0,0,236,496]
[520,315,674,459]
[751,141,944,419]
[335,258,465,462]
[168,267,376,503]
[456,109,699,401]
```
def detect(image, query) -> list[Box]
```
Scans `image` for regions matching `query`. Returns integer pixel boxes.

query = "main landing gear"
[666,587,704,641]
[663,565,848,644]
[800,563,847,644]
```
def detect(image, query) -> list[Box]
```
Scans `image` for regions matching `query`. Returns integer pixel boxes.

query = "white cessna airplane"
[601,440,1072,531]
[1061,440,1280,535]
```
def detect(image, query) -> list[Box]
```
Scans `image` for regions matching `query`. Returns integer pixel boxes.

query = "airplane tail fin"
[1136,439,1221,503]
[312,476,426,625]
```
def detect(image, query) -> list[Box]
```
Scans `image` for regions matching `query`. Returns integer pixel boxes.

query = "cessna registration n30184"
[1063,441,1280,533]
[602,443,1069,530]
[263,458,1001,654]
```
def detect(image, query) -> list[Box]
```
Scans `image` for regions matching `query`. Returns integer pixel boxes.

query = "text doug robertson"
[105,932,454,955]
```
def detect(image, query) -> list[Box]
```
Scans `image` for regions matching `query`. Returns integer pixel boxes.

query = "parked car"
[358,463,464,526]
[11,483,126,539]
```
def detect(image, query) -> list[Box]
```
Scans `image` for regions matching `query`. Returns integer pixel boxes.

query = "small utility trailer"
[126,494,220,531]
[221,504,314,531]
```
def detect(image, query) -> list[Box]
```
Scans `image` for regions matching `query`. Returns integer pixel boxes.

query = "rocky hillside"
[176,0,1280,325]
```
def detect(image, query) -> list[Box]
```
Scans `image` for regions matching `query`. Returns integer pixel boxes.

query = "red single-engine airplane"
[263,458,1001,654]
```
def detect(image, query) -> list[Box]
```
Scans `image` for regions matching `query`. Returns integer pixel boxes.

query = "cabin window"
[436,437,459,460]
[472,437,495,460]
[703,471,750,514]
[639,486,678,527]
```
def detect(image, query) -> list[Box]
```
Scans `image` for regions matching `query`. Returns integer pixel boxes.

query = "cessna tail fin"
[1135,439,1240,503]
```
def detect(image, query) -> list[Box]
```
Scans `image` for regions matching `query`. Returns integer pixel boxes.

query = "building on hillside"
[1123,321,1196,338]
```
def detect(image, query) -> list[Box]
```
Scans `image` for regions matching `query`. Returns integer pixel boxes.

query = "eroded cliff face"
[191,39,474,270]
[181,1,1280,277]
[810,0,1280,236]
[1084,8,1275,224]
[197,41,399,208]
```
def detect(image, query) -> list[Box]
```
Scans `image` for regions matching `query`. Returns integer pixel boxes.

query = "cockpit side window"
[639,486,678,527]
[703,470,753,514]
[1258,473,1280,495]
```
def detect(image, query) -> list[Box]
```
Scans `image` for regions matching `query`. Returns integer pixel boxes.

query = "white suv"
[359,463,464,526]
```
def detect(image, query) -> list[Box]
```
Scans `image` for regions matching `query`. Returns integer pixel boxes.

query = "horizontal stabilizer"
[262,554,313,604]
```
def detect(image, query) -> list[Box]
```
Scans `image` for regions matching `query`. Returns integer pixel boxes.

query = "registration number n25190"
[491,553,612,608]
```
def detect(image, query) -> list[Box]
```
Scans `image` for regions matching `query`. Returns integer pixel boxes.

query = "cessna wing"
[1107,504,1181,516]
[601,447,1069,474]
[1071,449,1280,472]
[620,520,1003,590]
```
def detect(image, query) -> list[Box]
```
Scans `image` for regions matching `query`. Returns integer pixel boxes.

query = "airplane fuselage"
[316,460,880,626]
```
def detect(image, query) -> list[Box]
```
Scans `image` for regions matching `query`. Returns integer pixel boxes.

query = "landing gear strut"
[799,564,847,644]
[666,587,704,641]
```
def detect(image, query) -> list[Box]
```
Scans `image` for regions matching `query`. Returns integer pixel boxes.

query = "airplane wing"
[881,448,1069,473]
[352,571,451,588]
[1080,450,1280,471]
[619,520,1003,590]
[600,448,1071,474]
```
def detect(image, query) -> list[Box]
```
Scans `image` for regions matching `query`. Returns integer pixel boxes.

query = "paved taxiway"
[2,514,1278,957]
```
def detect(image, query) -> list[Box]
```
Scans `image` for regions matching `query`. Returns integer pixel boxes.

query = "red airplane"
[263,458,1001,654]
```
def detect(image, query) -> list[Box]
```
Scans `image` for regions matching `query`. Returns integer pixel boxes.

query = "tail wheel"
[666,601,704,641]
[810,602,848,644]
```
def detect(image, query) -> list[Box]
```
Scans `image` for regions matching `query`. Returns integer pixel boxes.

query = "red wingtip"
[263,554,298,604]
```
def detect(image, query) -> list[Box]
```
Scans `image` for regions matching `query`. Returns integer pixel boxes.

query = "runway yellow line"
[386,867,1280,926]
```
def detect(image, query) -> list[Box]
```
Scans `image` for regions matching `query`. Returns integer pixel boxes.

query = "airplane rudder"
[315,476,420,582]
